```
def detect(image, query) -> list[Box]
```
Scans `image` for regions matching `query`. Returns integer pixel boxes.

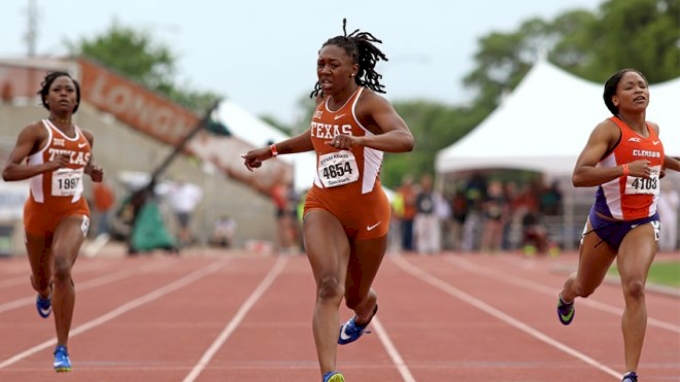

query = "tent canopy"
[436,59,680,176]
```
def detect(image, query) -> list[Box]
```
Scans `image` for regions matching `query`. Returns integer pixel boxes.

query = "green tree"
[580,0,680,83]
[66,21,221,114]
[464,0,680,111]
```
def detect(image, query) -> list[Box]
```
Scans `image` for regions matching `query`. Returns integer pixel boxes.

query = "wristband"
[270,144,278,157]
[622,163,629,176]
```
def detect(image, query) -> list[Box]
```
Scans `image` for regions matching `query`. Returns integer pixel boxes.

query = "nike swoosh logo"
[78,143,87,148]
[339,328,352,341]
[560,309,574,321]
[653,140,660,145]
[334,114,346,120]
[367,221,381,231]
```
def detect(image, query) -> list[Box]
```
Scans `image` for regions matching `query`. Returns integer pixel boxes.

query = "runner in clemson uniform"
[305,86,391,241]
[241,19,414,382]
[2,72,104,373]
[556,69,680,382]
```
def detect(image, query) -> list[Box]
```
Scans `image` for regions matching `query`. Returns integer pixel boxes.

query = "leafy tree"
[66,20,221,114]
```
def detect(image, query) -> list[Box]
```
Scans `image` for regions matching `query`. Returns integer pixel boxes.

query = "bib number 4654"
[323,162,353,179]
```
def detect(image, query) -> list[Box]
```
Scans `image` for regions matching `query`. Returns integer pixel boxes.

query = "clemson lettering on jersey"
[594,117,665,220]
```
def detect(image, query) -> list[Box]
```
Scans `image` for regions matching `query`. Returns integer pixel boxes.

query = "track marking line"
[446,256,680,334]
[372,317,418,382]
[0,260,170,314]
[182,256,288,382]
[0,258,231,370]
[391,255,622,380]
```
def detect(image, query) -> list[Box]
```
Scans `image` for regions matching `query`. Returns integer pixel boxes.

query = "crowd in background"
[391,172,680,256]
[84,170,679,257]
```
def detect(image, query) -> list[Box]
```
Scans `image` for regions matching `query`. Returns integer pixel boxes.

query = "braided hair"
[38,71,81,113]
[310,18,388,98]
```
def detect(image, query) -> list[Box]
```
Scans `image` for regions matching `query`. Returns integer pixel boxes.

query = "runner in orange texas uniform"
[241,19,414,382]
[2,71,104,373]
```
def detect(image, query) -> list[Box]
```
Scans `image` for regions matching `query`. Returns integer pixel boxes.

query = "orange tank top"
[309,87,383,195]
[593,116,664,220]
[26,119,91,208]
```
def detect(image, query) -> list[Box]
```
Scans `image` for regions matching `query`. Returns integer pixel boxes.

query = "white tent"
[436,59,680,175]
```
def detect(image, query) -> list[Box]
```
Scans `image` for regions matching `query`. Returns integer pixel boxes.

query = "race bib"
[51,168,83,197]
[624,165,660,195]
[318,151,360,188]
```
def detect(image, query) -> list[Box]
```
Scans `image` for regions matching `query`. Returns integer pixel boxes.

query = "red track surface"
[0,250,678,381]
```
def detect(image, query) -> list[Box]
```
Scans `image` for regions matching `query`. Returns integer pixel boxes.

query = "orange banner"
[78,58,198,146]
[76,58,293,195]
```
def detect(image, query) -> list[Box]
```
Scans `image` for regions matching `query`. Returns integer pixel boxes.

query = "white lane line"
[391,256,622,380]
[182,256,288,382]
[0,261,170,314]
[372,317,418,382]
[446,256,680,334]
[0,258,231,370]
[0,261,113,290]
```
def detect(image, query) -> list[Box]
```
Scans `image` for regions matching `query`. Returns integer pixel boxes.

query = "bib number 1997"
[52,168,83,197]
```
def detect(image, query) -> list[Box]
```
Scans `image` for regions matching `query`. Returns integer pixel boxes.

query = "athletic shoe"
[338,304,378,345]
[53,345,72,373]
[36,294,52,319]
[322,371,345,382]
[557,295,575,325]
[621,372,638,382]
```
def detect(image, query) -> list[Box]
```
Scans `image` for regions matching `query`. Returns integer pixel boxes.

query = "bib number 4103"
[624,165,660,195]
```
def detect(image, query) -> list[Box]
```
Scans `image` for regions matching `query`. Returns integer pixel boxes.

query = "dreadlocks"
[310,18,388,98]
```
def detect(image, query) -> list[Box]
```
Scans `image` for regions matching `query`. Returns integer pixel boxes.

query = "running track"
[0,250,678,382]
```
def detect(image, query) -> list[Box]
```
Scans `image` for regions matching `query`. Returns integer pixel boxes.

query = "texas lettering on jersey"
[310,122,353,139]
[47,148,91,166]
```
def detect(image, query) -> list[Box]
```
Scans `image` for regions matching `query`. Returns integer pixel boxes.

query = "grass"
[609,260,680,288]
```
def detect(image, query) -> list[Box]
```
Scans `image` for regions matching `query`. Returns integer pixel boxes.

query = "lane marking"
[0,258,231,370]
[372,317,418,382]
[446,256,680,334]
[391,256,622,380]
[0,261,170,314]
[182,256,288,382]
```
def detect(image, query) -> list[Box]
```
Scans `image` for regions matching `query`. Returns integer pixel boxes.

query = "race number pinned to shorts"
[51,168,83,197]
[625,165,660,195]
[318,151,360,188]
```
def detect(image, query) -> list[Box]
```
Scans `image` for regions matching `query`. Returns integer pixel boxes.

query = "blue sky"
[1,0,603,124]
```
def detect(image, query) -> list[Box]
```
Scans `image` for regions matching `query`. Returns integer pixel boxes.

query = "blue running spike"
[36,294,52,319]
[338,304,378,345]
[53,345,72,372]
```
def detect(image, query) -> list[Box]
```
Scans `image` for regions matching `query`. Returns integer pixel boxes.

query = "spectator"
[166,177,203,247]
[449,186,469,251]
[396,174,416,252]
[414,174,441,254]
[211,215,236,248]
[270,179,296,254]
[540,180,563,216]
[480,180,506,253]
[92,180,116,238]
